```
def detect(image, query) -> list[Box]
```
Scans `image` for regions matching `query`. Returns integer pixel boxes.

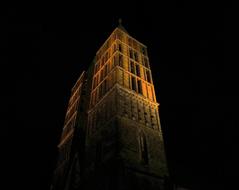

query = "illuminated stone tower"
[51,20,169,190]
[51,72,89,190]
[84,20,169,190]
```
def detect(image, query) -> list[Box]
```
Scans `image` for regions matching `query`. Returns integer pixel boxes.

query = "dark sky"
[4,2,229,190]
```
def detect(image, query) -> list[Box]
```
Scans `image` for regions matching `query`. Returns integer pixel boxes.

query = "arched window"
[139,132,148,165]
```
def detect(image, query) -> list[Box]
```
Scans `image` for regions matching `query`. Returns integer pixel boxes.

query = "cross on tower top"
[118,18,122,25]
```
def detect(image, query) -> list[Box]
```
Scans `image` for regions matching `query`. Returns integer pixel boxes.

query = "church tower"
[51,20,169,190]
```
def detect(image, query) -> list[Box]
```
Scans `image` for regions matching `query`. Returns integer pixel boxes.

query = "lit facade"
[51,22,169,190]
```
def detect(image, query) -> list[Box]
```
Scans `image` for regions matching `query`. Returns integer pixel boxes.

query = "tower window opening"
[105,64,108,75]
[136,64,141,77]
[146,70,151,83]
[129,49,133,59]
[93,77,96,89]
[113,56,116,68]
[130,61,135,74]
[131,76,136,92]
[100,70,103,82]
[119,54,123,68]
[113,44,117,53]
[105,52,109,62]
[99,85,102,98]
[139,133,148,165]
[96,74,99,86]
[103,66,106,79]
[118,43,122,52]
[144,58,149,68]
[137,80,142,95]
[134,52,138,62]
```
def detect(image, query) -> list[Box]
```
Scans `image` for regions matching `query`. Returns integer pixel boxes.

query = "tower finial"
[118,18,122,25]
[117,18,128,34]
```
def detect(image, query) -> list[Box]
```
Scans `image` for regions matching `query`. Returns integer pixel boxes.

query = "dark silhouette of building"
[51,20,170,190]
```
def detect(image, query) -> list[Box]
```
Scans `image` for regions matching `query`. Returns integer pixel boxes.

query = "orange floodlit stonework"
[51,20,169,190]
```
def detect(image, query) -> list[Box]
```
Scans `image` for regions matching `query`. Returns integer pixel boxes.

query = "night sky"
[4,2,228,190]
